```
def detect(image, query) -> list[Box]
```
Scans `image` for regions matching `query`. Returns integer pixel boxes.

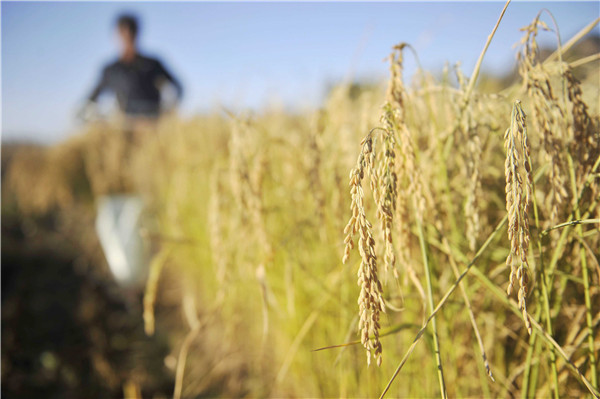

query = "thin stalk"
[521,280,544,398]
[573,235,600,272]
[143,246,173,336]
[541,219,600,236]
[430,232,598,397]
[381,165,549,399]
[537,9,568,119]
[534,223,560,399]
[544,17,600,64]
[461,0,511,109]
[551,269,584,286]
[569,53,600,69]
[474,340,493,398]
[380,214,508,399]
[526,148,559,398]
[525,154,599,397]
[276,267,345,386]
[545,172,599,381]
[546,178,599,290]
[416,214,447,399]
[437,135,460,244]
[441,235,494,381]
[312,322,421,353]
[470,267,599,398]
[173,325,201,399]
[434,70,460,244]
[526,337,543,399]
[566,154,598,388]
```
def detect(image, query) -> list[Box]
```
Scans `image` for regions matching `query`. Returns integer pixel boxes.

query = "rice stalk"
[565,67,600,195]
[381,44,425,293]
[455,65,483,252]
[566,153,598,388]
[518,16,567,227]
[416,215,447,399]
[380,213,510,399]
[143,245,173,336]
[342,132,386,367]
[504,100,533,334]
[375,131,398,278]
[208,167,228,303]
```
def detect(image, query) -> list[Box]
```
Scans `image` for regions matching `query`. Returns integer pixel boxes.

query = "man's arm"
[156,61,183,101]
[88,67,109,102]
[77,67,108,121]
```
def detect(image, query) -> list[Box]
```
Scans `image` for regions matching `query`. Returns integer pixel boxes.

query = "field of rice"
[4,7,599,399]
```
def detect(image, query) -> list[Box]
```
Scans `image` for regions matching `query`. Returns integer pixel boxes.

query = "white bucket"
[95,195,147,287]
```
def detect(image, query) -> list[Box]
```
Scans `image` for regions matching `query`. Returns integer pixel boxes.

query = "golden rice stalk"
[460,111,482,253]
[504,100,533,335]
[564,66,600,193]
[143,246,173,336]
[380,44,425,276]
[375,132,398,278]
[518,16,567,226]
[228,116,272,261]
[228,117,251,222]
[381,104,411,276]
[208,167,228,301]
[464,132,482,252]
[455,64,482,252]
[386,49,425,222]
[343,134,386,367]
[386,43,407,113]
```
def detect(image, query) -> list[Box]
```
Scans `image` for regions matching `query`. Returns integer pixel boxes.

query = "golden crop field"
[4,7,599,399]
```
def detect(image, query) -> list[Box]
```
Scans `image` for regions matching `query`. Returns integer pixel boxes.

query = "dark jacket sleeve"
[88,67,109,102]
[156,61,183,101]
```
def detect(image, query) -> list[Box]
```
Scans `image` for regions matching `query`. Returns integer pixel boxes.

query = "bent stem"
[143,246,173,336]
[527,157,560,399]
[461,0,511,109]
[470,267,599,398]
[521,307,543,399]
[566,154,598,388]
[541,218,600,236]
[416,214,447,399]
[430,231,599,398]
[379,214,508,399]
[544,17,600,64]
[441,235,494,381]
[173,324,201,399]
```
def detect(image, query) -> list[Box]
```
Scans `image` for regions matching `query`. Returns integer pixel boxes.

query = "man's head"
[116,14,139,57]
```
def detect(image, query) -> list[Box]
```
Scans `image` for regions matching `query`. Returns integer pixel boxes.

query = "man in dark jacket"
[82,14,183,120]
[82,15,184,291]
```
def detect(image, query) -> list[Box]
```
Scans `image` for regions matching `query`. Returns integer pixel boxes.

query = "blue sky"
[2,1,599,143]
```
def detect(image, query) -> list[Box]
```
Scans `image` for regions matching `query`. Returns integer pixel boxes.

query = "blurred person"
[79,13,184,295]
[79,13,183,124]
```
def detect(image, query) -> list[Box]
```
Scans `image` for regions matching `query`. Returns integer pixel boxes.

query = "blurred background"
[3,1,598,142]
[2,2,599,399]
